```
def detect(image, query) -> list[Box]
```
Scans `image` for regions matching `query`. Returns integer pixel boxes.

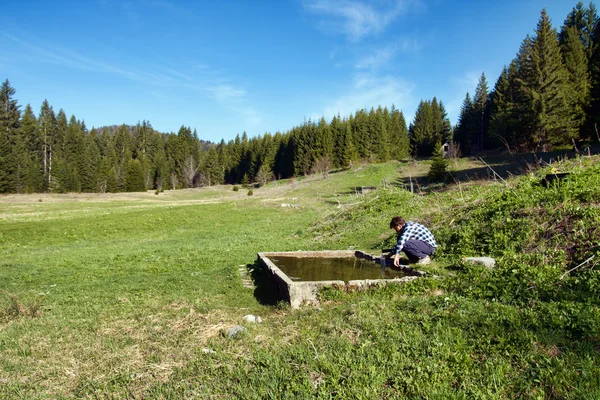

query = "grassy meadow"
[1,155,600,399]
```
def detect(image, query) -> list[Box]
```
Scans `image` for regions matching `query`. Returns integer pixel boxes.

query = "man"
[389,216,436,266]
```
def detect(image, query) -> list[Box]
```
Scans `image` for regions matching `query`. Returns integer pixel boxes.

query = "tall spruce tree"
[453,93,474,154]
[472,73,490,152]
[562,25,590,137]
[20,104,43,192]
[0,80,21,192]
[516,11,574,150]
[489,62,520,151]
[409,100,435,156]
[389,106,410,160]
[125,158,146,192]
[38,100,56,191]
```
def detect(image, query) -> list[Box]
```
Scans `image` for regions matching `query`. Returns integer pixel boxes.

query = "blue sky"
[1,0,578,142]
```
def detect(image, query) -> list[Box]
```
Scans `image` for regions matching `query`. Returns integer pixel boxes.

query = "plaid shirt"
[392,221,437,255]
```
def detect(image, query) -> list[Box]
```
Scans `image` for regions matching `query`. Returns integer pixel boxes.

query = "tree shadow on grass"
[394,147,600,195]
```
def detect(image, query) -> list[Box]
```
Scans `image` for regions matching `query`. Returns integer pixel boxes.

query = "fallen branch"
[560,255,596,280]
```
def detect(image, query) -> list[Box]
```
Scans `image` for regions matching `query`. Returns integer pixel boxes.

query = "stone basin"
[257,250,422,309]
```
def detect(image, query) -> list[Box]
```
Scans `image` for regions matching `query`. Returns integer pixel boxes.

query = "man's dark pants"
[402,240,435,261]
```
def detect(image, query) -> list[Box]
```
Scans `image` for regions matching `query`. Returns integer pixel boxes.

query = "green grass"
[1,157,599,399]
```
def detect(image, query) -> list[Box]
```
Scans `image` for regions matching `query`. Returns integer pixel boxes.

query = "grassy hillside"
[1,154,599,398]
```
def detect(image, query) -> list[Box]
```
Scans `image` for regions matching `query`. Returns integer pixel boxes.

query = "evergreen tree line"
[3,2,595,194]
[455,2,600,154]
[0,82,423,193]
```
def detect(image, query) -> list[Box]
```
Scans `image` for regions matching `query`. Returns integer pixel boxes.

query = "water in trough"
[270,256,407,282]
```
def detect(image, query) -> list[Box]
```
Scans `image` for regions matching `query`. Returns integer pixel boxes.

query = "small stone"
[243,314,263,324]
[226,325,248,339]
[464,257,496,269]
[201,348,216,354]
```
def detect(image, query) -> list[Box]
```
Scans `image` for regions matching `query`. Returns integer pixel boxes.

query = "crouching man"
[389,216,436,266]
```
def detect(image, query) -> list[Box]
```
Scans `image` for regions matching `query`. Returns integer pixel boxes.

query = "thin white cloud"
[209,84,247,102]
[2,32,259,132]
[303,0,420,41]
[355,46,396,69]
[319,73,415,119]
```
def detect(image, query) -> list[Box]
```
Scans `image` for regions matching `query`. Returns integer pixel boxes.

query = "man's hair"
[389,216,406,229]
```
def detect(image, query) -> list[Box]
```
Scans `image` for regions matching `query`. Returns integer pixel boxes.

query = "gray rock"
[226,325,248,339]
[464,257,496,269]
[243,314,263,324]
[201,347,216,354]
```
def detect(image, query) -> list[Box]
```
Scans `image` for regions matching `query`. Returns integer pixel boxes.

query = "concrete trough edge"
[257,251,422,309]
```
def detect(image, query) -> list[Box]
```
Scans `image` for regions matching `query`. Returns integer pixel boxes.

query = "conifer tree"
[201,146,222,186]
[20,104,43,192]
[409,100,435,156]
[0,79,21,140]
[332,115,354,168]
[532,9,577,148]
[515,11,574,150]
[489,62,520,151]
[38,100,56,190]
[0,80,22,193]
[472,73,490,152]
[11,133,36,193]
[453,93,472,154]
[562,25,590,136]
[316,117,333,161]
[353,110,370,159]
[427,141,449,183]
[81,134,100,192]
[372,106,390,161]
[389,106,410,160]
[125,159,146,192]
[0,129,11,192]
[588,14,600,137]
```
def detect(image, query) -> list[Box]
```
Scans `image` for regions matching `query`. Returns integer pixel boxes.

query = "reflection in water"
[271,256,406,282]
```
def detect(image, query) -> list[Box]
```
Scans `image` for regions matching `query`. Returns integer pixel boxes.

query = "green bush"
[247,189,253,196]
[232,185,239,192]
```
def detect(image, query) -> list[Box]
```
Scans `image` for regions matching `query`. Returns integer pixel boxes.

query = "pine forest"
[1,2,600,194]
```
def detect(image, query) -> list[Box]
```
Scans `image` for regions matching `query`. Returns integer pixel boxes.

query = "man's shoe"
[416,256,431,265]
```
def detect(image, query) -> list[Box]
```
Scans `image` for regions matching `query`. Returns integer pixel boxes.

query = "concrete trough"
[257,250,421,309]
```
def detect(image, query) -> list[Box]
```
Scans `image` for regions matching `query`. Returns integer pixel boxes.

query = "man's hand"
[393,254,400,267]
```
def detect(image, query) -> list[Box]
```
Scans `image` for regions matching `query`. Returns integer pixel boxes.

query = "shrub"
[247,189,253,196]
[233,185,239,192]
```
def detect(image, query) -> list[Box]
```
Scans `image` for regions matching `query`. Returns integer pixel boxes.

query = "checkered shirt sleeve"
[393,222,437,255]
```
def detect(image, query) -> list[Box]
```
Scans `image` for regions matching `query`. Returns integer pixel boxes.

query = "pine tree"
[517,10,575,149]
[0,80,21,193]
[255,163,273,187]
[0,79,21,138]
[332,115,354,168]
[428,141,449,183]
[453,93,474,154]
[353,109,370,159]
[124,159,146,192]
[561,25,590,137]
[472,73,490,152]
[409,100,435,156]
[81,134,100,192]
[389,106,410,160]
[19,104,43,191]
[38,100,57,190]
[0,129,10,192]
[489,62,520,151]
[372,106,390,161]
